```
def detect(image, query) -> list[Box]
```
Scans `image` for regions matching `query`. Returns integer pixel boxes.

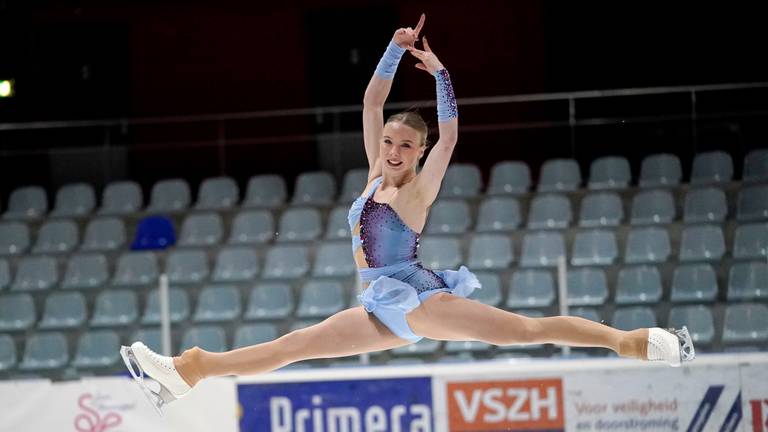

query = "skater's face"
[380,121,426,173]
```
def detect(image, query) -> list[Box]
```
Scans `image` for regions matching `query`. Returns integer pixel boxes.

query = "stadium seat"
[98,180,143,215]
[0,222,30,255]
[194,285,242,322]
[624,227,671,264]
[630,190,675,224]
[0,293,36,331]
[638,153,682,187]
[11,256,58,291]
[520,231,565,267]
[445,340,491,353]
[469,271,502,306]
[737,185,768,221]
[130,328,163,353]
[728,262,767,301]
[615,265,663,304]
[733,223,768,259]
[0,335,16,371]
[142,288,190,324]
[19,332,68,371]
[178,213,224,247]
[180,326,228,352]
[393,338,440,355]
[441,163,482,198]
[507,269,555,308]
[3,186,47,220]
[668,305,715,345]
[683,188,727,223]
[72,330,121,368]
[243,174,287,208]
[146,178,191,213]
[195,176,239,210]
[245,282,294,320]
[112,252,158,287]
[234,323,278,349]
[679,225,725,262]
[339,168,369,203]
[587,156,631,190]
[671,264,718,302]
[166,249,209,285]
[476,197,522,232]
[313,241,356,277]
[0,259,8,290]
[722,303,768,344]
[743,148,768,183]
[570,307,601,323]
[228,210,274,244]
[527,194,572,229]
[50,183,95,217]
[691,151,733,184]
[537,159,581,192]
[262,245,309,279]
[277,208,322,242]
[487,161,531,195]
[425,200,471,234]
[80,217,126,252]
[292,171,336,206]
[296,280,345,318]
[579,192,623,227]
[130,215,176,250]
[419,237,462,269]
[325,206,352,240]
[91,290,138,327]
[571,229,618,266]
[211,247,259,282]
[39,291,87,329]
[566,268,608,306]
[468,234,514,270]
[611,306,657,331]
[32,219,79,254]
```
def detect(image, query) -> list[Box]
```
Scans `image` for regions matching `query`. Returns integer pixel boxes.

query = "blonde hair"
[386,110,429,147]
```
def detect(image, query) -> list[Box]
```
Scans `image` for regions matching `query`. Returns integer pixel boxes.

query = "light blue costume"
[348,177,481,342]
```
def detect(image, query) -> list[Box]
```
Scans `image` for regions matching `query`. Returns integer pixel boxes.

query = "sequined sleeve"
[435,69,458,122]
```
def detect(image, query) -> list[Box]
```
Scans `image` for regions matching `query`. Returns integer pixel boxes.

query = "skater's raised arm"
[362,13,425,180]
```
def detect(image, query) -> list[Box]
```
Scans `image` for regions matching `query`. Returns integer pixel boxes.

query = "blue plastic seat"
[131,215,176,250]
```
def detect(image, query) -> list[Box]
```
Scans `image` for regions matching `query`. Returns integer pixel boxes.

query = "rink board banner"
[0,376,238,432]
[238,377,434,432]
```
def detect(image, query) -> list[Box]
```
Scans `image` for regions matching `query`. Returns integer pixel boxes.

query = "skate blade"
[675,326,696,363]
[120,346,177,417]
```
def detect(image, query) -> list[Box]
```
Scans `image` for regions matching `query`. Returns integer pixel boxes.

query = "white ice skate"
[120,342,191,416]
[647,326,695,367]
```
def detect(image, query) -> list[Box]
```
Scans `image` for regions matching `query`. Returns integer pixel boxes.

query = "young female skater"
[121,14,694,414]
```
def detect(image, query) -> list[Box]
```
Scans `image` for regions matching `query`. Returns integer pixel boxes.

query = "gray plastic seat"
[468,234,513,270]
[470,271,502,306]
[445,340,491,353]
[229,210,274,245]
[728,262,768,301]
[339,168,369,203]
[245,282,294,320]
[130,328,163,353]
[180,325,227,352]
[195,176,239,210]
[441,164,482,198]
[683,188,727,223]
[292,171,336,206]
[579,192,623,227]
[487,161,531,195]
[3,186,47,220]
[194,285,242,322]
[691,151,733,184]
[520,231,565,267]
[737,185,768,221]
[11,256,58,291]
[234,323,278,349]
[671,264,718,302]
[733,223,768,259]
[615,265,663,304]
[262,245,309,279]
[277,208,322,242]
[50,183,95,217]
[72,330,120,368]
[313,241,356,277]
[0,222,30,255]
[0,335,16,371]
[325,206,352,240]
[296,280,345,318]
[0,259,8,290]
[39,291,87,329]
[743,148,768,183]
[243,174,287,208]
[567,268,608,306]
[570,307,601,323]
[393,338,440,355]
[630,190,675,224]
[178,213,223,246]
[507,269,555,308]
[426,200,471,235]
[19,332,68,371]
[571,229,617,266]
[80,217,126,251]
[0,293,36,331]
[476,197,522,232]
[166,249,209,285]
[112,252,158,287]
[62,254,108,291]
[91,290,138,327]
[639,153,682,187]
[611,306,657,331]
[527,194,572,229]
[624,227,671,264]
[588,156,631,190]
[679,225,725,262]
[537,159,581,192]
[142,288,190,324]
[99,181,143,215]
[419,237,462,269]
[722,303,768,344]
[147,178,191,213]
[32,219,79,254]
[211,247,259,282]
[668,305,715,345]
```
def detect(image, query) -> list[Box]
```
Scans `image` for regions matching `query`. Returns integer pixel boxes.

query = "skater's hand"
[392,13,425,49]
[408,36,444,75]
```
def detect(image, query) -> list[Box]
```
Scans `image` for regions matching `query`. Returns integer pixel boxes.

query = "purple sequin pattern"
[435,69,458,122]
[359,198,419,268]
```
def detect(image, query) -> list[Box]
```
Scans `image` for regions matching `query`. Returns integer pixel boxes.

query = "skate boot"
[647,326,696,367]
[120,342,191,416]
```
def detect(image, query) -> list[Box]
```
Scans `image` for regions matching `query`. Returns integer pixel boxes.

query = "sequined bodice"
[359,198,420,268]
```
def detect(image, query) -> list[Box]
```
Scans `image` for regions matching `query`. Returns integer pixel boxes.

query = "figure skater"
[121,14,694,415]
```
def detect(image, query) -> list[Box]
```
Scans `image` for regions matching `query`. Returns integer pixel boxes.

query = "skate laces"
[144,345,175,373]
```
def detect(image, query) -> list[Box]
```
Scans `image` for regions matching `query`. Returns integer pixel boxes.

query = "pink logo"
[74,393,123,432]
